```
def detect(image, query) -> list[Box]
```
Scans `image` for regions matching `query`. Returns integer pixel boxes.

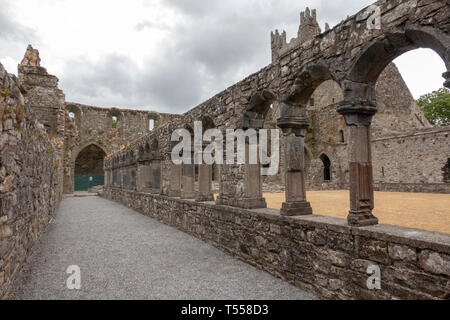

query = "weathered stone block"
[306,228,327,246]
[418,250,450,277]
[269,223,281,235]
[327,231,354,254]
[0,225,12,239]
[356,236,389,264]
[382,266,449,299]
[388,243,417,262]
[211,209,234,223]
[328,279,342,291]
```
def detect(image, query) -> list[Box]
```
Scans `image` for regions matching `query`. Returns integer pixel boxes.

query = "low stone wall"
[0,63,61,299]
[374,183,450,194]
[102,187,450,300]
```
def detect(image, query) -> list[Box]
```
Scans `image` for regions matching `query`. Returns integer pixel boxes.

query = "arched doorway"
[74,144,107,191]
[320,154,331,181]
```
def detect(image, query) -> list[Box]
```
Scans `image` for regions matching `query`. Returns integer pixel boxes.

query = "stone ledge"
[353,224,450,255]
[107,187,450,254]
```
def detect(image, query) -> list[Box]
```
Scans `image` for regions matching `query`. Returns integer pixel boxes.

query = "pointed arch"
[320,154,331,182]
[348,26,450,86]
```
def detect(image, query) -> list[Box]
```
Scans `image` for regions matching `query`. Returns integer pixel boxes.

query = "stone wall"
[372,127,450,192]
[102,187,450,300]
[0,62,61,299]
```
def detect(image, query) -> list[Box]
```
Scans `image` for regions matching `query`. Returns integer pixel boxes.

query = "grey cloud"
[160,0,219,18]
[0,1,37,42]
[134,20,170,31]
[60,54,138,106]
[60,50,204,114]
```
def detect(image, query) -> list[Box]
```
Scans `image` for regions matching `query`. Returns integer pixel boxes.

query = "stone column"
[337,81,378,227]
[130,163,137,191]
[277,111,312,216]
[119,167,124,189]
[196,161,214,202]
[136,161,149,192]
[151,160,162,194]
[181,153,196,199]
[169,163,182,197]
[105,169,110,187]
[112,167,116,187]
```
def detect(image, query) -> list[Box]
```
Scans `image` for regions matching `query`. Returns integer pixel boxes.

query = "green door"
[74,174,104,191]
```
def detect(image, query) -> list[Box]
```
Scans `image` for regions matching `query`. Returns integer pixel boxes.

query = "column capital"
[443,71,450,89]
[277,100,310,134]
[337,80,377,126]
[277,115,310,129]
[337,100,377,126]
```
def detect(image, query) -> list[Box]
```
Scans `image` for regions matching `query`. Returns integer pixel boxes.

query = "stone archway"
[74,144,107,191]
[320,154,332,182]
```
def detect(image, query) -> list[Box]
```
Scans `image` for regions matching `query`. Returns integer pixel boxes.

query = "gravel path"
[9,196,317,300]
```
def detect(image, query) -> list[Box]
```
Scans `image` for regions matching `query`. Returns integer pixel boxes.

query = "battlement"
[271,7,323,62]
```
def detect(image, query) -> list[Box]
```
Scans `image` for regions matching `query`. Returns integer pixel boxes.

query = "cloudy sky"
[0,0,446,114]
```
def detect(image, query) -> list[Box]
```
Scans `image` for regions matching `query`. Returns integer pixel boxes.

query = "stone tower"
[271,7,322,62]
[297,8,321,44]
[271,30,287,62]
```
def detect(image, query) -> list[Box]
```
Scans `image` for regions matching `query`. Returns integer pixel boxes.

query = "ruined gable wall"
[0,63,61,299]
[63,102,182,193]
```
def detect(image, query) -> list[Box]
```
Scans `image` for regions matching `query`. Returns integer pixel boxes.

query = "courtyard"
[263,191,450,234]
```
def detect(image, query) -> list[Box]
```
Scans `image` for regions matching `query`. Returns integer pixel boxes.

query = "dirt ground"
[262,191,450,234]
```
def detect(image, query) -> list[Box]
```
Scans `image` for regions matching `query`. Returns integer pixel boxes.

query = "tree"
[416,88,450,126]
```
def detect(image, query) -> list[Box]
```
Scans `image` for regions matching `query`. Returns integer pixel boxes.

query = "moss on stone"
[0,86,10,98]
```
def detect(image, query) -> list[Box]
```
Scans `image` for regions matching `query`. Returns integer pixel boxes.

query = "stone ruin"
[1,0,449,300]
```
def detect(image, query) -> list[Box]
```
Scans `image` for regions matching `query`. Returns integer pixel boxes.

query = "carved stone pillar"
[104,169,108,187]
[130,163,137,191]
[231,89,275,209]
[181,157,196,199]
[196,162,214,202]
[277,109,312,216]
[112,167,116,187]
[169,163,182,197]
[106,169,111,187]
[119,166,124,189]
[151,160,162,194]
[337,81,378,227]
[235,135,267,209]
[136,161,151,192]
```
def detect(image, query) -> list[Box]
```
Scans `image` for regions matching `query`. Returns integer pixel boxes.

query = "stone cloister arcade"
[104,0,450,228]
